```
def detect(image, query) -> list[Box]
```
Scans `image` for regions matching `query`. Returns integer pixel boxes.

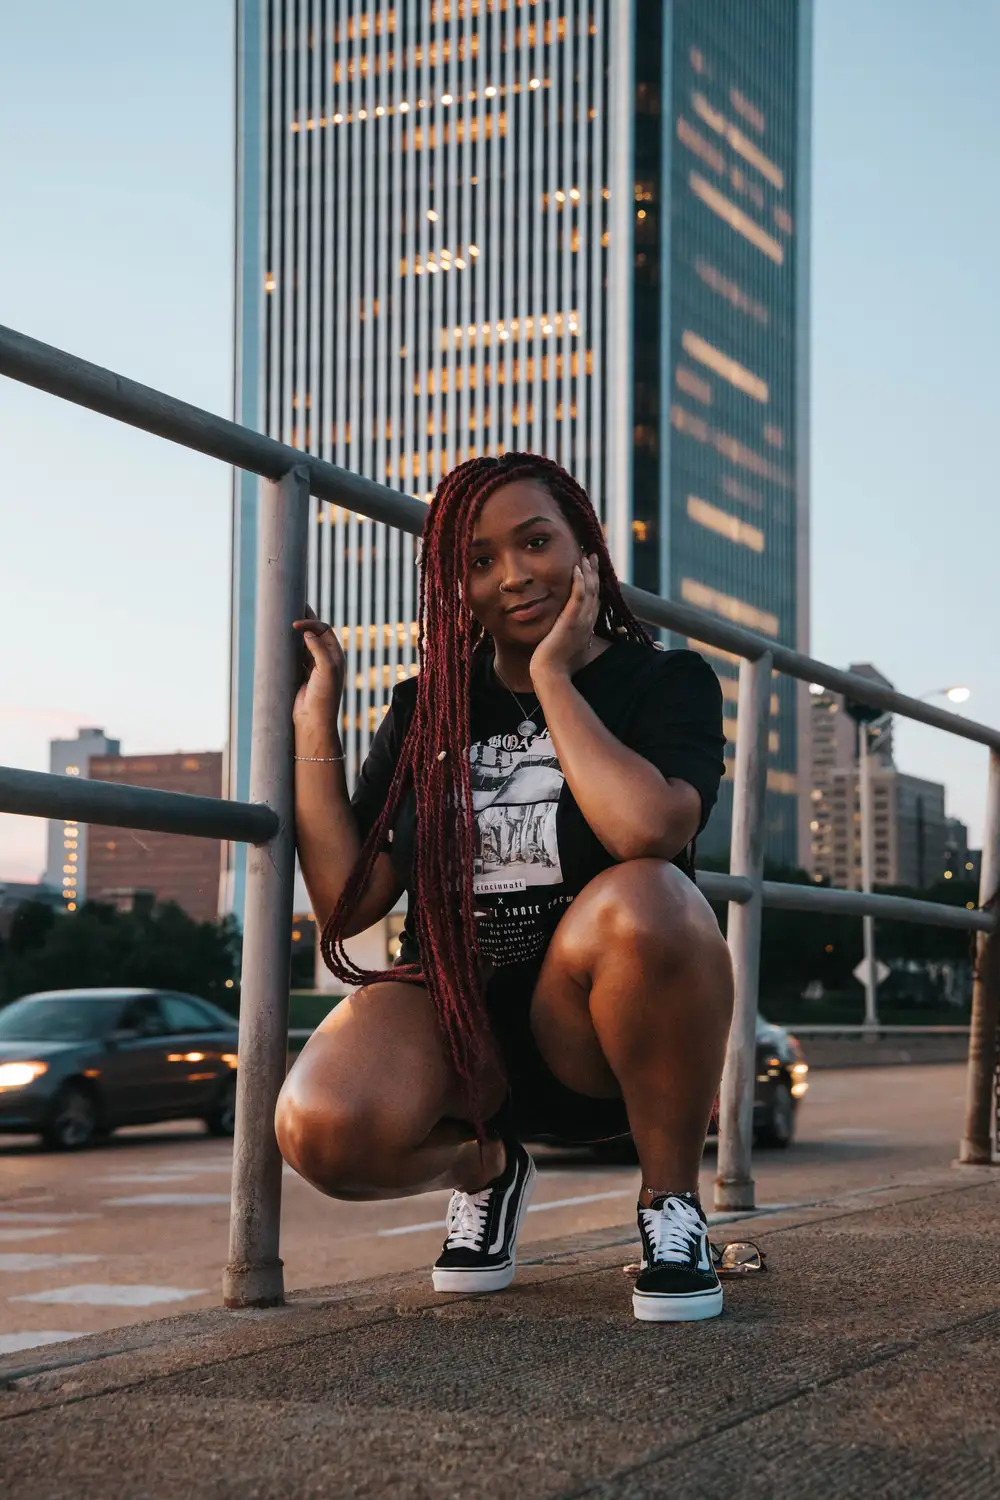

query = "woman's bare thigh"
[527,860,727,1099]
[282,980,472,1144]
[276,981,508,1198]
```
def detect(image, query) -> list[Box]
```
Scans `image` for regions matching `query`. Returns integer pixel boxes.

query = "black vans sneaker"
[632,1191,723,1322]
[432,1142,536,1293]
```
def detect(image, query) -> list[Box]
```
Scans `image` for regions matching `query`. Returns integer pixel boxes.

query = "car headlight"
[0,1061,49,1089]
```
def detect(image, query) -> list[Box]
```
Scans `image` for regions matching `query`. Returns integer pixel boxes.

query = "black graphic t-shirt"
[351,642,726,972]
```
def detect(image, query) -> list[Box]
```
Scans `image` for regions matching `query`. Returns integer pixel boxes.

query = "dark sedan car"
[745,1016,809,1147]
[0,988,240,1150]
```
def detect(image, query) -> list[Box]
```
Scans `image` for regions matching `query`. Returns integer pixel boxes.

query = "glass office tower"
[226,0,811,914]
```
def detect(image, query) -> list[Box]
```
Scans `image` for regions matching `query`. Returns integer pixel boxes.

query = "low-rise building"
[86,753,224,923]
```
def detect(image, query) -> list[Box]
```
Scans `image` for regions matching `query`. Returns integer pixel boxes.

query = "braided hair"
[320,452,652,1115]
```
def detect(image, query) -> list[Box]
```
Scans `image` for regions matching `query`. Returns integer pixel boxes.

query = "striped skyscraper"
[226,0,811,918]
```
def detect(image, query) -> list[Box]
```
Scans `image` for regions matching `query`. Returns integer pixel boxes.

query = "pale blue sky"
[1,0,998,880]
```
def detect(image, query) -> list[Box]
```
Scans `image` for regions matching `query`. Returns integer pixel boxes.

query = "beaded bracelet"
[294,753,346,762]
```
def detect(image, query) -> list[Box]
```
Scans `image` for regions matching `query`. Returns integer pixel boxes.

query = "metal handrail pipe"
[785,1024,970,1037]
[0,765,279,846]
[695,869,991,931]
[759,879,994,933]
[626,583,1000,750]
[693,871,752,904]
[285,1023,973,1044]
[3,323,999,752]
[0,324,428,537]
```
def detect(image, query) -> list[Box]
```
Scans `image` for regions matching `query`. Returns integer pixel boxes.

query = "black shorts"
[484,959,631,1146]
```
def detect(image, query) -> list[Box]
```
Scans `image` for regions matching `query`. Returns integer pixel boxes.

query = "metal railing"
[783,1024,972,1037]
[1,322,997,1303]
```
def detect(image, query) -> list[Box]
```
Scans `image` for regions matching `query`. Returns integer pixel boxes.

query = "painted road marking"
[377,1220,443,1238]
[378,1188,635,1238]
[0,1253,100,1273]
[12,1284,208,1308]
[0,1228,63,1242]
[0,1212,99,1224]
[104,1194,231,1207]
[95,1173,199,1185]
[372,1189,799,1242]
[0,1331,79,1355]
[528,1190,633,1213]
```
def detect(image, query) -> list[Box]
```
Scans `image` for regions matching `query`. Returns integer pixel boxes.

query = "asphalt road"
[0,1063,968,1357]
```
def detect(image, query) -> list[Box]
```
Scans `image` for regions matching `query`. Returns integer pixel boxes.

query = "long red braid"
[320,453,652,1117]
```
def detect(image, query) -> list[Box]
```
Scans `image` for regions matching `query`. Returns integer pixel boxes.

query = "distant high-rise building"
[86,753,224,924]
[808,664,950,891]
[43,728,121,910]
[824,766,946,891]
[227,0,812,912]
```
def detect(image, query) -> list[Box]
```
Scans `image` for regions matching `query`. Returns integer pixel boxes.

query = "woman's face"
[465,479,584,649]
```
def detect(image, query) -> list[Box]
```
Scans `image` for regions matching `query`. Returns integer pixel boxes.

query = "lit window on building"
[671,406,793,488]
[721,475,764,509]
[687,496,765,554]
[677,117,725,175]
[730,88,765,134]
[691,92,783,187]
[681,330,769,403]
[688,173,784,264]
[686,638,742,668]
[675,365,712,405]
[680,578,779,637]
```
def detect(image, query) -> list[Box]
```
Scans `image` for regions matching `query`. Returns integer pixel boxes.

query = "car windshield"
[0,997,115,1042]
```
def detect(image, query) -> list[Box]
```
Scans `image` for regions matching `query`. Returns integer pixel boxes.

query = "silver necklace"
[493,661,542,739]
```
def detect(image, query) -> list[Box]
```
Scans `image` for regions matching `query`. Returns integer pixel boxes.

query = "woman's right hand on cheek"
[293,606,346,730]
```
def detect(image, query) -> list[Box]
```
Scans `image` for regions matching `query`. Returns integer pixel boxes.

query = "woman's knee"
[582,858,711,959]
[274,1065,390,1195]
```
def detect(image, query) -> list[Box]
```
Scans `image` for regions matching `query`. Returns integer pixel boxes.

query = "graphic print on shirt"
[470,729,570,967]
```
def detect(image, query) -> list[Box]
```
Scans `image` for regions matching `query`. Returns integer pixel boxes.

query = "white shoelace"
[639,1195,705,1265]
[443,1187,492,1251]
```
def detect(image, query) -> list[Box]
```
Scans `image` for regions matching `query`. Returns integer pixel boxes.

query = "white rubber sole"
[432,1156,537,1294]
[632,1285,724,1322]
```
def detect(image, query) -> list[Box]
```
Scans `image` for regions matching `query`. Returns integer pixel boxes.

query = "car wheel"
[42,1084,100,1151]
[204,1076,237,1138]
[755,1081,795,1149]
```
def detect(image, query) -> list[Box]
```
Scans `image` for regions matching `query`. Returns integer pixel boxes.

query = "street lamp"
[856,712,889,1031]
[842,699,892,1031]
[919,686,971,705]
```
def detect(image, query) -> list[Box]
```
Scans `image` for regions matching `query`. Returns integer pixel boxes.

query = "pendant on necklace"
[518,718,538,739]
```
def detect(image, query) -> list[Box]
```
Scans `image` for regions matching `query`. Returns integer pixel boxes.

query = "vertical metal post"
[959,748,1000,1165]
[223,466,310,1307]
[715,651,772,1213]
[858,727,879,1031]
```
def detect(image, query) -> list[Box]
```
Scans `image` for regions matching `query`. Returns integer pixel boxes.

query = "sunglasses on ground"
[622,1241,767,1278]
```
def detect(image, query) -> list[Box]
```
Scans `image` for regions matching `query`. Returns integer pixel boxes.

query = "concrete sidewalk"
[2,1168,998,1499]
